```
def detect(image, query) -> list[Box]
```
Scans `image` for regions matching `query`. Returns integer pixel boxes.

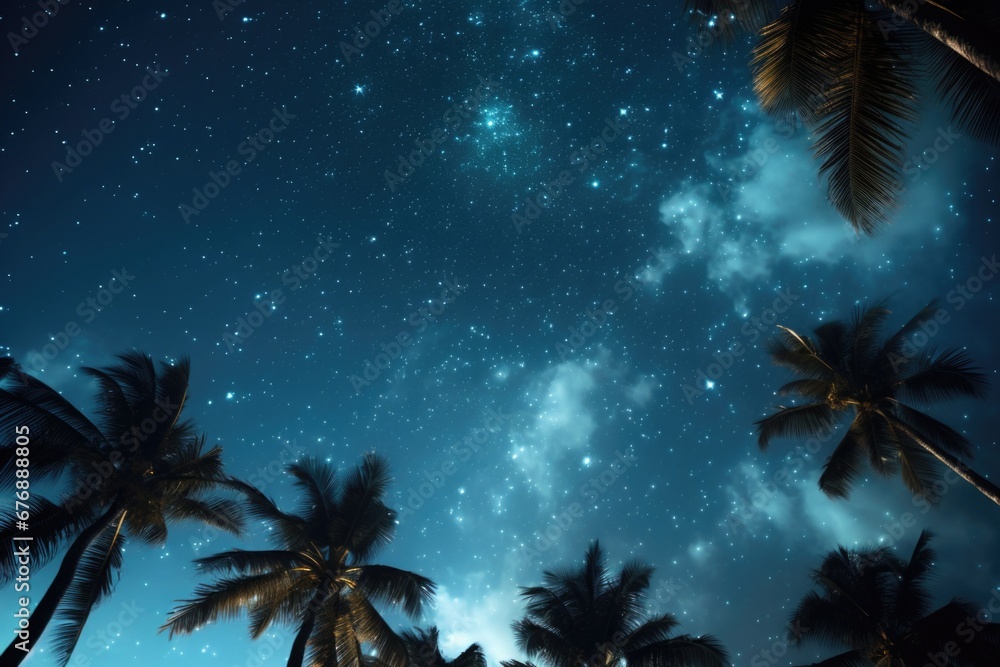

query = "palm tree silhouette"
[501,541,728,667]
[787,530,1000,665]
[682,0,1000,234]
[0,351,243,666]
[402,626,486,667]
[163,454,435,667]
[755,300,1000,506]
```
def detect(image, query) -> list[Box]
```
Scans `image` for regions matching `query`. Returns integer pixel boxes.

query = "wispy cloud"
[654,113,972,311]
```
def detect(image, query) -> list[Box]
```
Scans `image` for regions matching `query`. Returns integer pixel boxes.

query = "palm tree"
[788,530,1000,665]
[162,454,436,667]
[681,0,1000,235]
[0,351,243,666]
[755,300,1000,506]
[501,541,728,667]
[402,626,486,667]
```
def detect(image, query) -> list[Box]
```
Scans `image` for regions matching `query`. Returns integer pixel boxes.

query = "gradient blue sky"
[2,1,1000,666]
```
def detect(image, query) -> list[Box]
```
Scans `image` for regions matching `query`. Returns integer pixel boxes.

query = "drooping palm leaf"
[751,0,849,122]
[895,348,988,404]
[818,421,871,498]
[756,402,836,450]
[812,8,918,235]
[48,516,127,667]
[355,564,436,618]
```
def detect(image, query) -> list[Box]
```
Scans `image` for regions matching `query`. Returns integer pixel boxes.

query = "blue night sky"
[2,1,1000,666]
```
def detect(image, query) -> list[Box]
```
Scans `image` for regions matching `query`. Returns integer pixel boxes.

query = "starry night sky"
[2,1,1000,665]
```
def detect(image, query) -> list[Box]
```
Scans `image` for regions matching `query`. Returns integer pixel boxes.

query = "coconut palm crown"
[755,300,999,506]
[162,453,435,667]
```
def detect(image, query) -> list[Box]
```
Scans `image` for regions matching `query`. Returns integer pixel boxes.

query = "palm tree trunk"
[0,505,124,666]
[880,410,1000,507]
[877,0,1000,82]
[287,589,326,667]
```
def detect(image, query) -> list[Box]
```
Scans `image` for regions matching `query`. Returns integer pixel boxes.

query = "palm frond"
[49,519,126,667]
[778,378,832,400]
[893,403,973,459]
[789,590,872,651]
[892,530,935,624]
[597,561,654,639]
[755,403,835,450]
[812,321,848,368]
[767,328,836,381]
[846,300,893,371]
[287,457,337,539]
[334,452,394,560]
[227,478,311,551]
[849,410,898,478]
[310,594,365,667]
[927,27,1000,144]
[812,8,918,235]
[348,591,409,667]
[451,642,487,667]
[194,549,303,575]
[791,650,869,667]
[894,428,942,498]
[161,570,294,637]
[620,614,683,651]
[751,0,845,122]
[164,496,244,536]
[818,422,869,499]
[355,564,435,618]
[896,348,988,404]
[625,634,729,667]
[0,495,96,586]
[0,382,105,489]
[875,300,939,369]
[512,617,580,667]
